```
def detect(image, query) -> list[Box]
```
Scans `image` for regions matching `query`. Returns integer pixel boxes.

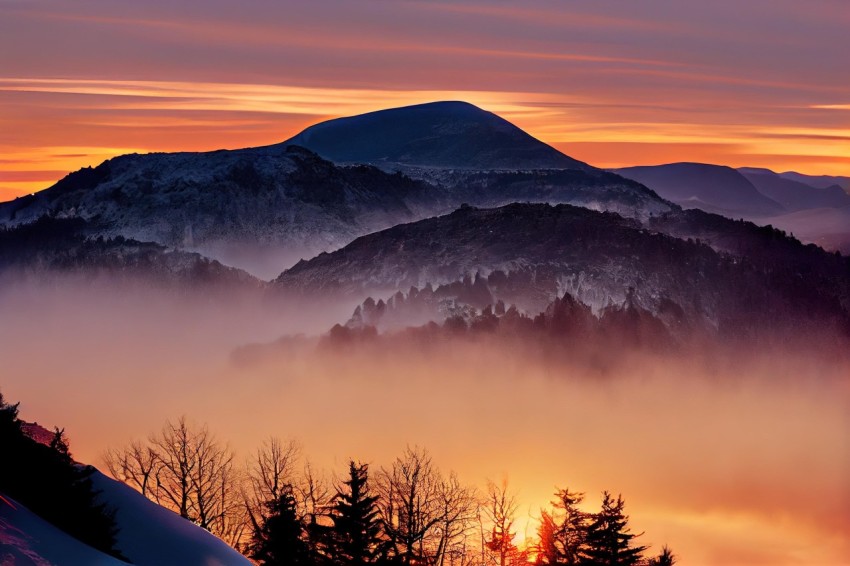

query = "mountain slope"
[769,170,850,191]
[0,103,673,277]
[0,494,129,566]
[0,146,431,278]
[90,471,252,566]
[0,475,253,566]
[614,163,784,216]
[0,216,264,293]
[283,100,590,170]
[756,207,850,254]
[275,203,850,337]
[739,170,850,211]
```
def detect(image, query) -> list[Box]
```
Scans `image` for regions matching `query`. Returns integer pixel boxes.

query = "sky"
[1,0,849,201]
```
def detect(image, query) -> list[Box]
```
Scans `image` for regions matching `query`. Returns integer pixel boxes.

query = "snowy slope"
[89,471,252,566]
[0,493,129,566]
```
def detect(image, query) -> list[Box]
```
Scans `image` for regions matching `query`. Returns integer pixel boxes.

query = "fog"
[1,278,848,565]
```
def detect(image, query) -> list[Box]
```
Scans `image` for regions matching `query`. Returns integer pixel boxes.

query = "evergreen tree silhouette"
[579,492,646,566]
[552,487,589,565]
[0,392,123,559]
[327,460,387,565]
[250,485,313,565]
[647,545,676,566]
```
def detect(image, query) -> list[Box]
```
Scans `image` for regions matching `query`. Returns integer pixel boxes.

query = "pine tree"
[646,545,676,566]
[552,488,588,565]
[327,460,386,565]
[579,492,646,566]
[250,485,313,565]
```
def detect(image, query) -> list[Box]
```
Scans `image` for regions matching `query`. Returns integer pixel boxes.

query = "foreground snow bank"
[90,470,252,566]
[0,492,128,565]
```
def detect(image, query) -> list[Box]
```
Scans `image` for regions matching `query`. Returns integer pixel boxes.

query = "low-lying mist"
[1,278,848,565]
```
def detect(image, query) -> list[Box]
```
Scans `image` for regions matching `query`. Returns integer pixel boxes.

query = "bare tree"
[296,460,332,523]
[150,417,196,519]
[106,417,242,545]
[377,446,444,565]
[245,437,301,532]
[484,478,519,566]
[434,472,479,566]
[104,440,159,499]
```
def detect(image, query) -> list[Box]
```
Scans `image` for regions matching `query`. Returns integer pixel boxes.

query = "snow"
[0,493,129,565]
[1,471,253,565]
[90,470,253,566]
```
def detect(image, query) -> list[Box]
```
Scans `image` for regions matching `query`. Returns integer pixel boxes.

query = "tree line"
[106,417,675,565]
[0,392,125,560]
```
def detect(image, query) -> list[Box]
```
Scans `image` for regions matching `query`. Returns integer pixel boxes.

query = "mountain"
[0,102,672,278]
[275,203,850,338]
[0,146,431,279]
[756,207,850,254]
[613,163,784,217]
[0,216,264,293]
[772,170,849,191]
[738,169,850,211]
[283,100,590,170]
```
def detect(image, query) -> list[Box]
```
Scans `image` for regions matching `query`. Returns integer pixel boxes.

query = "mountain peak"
[283,100,590,171]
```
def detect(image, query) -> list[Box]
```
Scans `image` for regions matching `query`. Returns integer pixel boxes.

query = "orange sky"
[1,1,849,201]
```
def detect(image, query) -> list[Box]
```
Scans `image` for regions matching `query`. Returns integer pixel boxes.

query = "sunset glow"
[2,1,848,200]
[2,2,848,564]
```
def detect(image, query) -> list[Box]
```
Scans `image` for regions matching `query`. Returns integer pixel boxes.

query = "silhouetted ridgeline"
[0,216,263,292]
[278,203,850,342]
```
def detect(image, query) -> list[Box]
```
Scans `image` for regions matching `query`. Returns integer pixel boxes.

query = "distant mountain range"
[613,163,785,217]
[614,163,850,253]
[1,100,848,344]
[0,101,667,279]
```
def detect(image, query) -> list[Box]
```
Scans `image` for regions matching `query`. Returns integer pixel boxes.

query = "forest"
[102,415,675,565]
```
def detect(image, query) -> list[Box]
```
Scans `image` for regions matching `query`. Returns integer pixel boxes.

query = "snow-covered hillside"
[0,493,129,565]
[0,472,252,566]
[90,471,252,566]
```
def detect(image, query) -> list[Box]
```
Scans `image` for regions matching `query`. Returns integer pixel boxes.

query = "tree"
[105,440,159,499]
[106,416,244,545]
[245,437,301,534]
[535,511,559,565]
[551,488,588,565]
[297,460,333,558]
[250,484,313,566]
[433,472,479,566]
[377,446,443,565]
[646,545,676,566]
[0,392,123,560]
[579,492,646,566]
[484,478,519,566]
[327,460,386,564]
